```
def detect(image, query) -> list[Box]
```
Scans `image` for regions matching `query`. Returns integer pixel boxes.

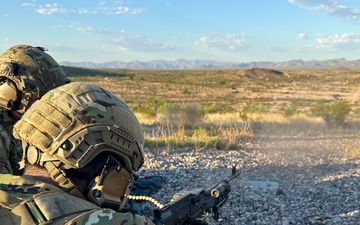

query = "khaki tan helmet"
[13,82,145,210]
[0,45,70,113]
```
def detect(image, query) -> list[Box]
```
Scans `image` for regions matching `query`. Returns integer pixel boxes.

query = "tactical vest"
[0,175,154,225]
[0,174,98,224]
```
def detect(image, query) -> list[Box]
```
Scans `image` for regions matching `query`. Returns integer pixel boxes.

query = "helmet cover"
[0,45,70,112]
[13,82,144,173]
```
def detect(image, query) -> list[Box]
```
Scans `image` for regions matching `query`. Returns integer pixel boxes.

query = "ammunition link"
[128,194,165,208]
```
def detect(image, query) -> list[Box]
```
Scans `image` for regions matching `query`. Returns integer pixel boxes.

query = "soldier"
[0,45,70,174]
[0,82,154,224]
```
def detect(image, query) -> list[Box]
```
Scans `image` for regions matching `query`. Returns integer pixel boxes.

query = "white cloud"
[63,21,174,52]
[48,43,112,61]
[194,33,250,52]
[21,3,35,7]
[171,35,183,40]
[21,2,145,15]
[316,32,360,49]
[67,23,113,35]
[111,36,177,52]
[298,32,360,52]
[289,0,331,5]
[289,0,360,21]
[78,8,97,15]
[35,3,72,15]
[297,32,312,40]
[114,6,145,15]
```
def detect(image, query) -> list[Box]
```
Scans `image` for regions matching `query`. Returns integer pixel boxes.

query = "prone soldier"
[1,81,238,225]
[0,82,154,224]
[0,45,70,174]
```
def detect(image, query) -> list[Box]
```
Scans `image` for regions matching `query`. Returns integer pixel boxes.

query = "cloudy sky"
[1,0,360,63]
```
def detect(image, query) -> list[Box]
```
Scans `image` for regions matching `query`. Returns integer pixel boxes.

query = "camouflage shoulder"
[62,208,155,225]
[1,119,23,174]
[0,124,12,174]
[0,174,62,194]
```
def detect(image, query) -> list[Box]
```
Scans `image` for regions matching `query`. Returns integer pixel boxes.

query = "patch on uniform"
[0,161,10,173]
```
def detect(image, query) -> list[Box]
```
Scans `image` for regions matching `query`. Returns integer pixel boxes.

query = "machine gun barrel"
[152,166,240,225]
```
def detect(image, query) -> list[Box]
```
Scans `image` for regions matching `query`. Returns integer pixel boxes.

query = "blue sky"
[1,0,360,63]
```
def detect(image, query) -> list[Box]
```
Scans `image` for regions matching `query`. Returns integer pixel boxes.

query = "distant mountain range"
[60,58,360,69]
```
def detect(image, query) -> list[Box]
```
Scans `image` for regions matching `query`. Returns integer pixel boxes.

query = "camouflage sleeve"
[0,111,23,175]
[66,208,155,225]
[0,124,13,174]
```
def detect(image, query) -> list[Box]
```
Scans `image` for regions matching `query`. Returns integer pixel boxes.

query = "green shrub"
[202,104,220,114]
[131,97,168,118]
[202,103,235,114]
[311,100,351,128]
[218,80,226,85]
[283,106,298,118]
[189,128,209,138]
[181,88,190,94]
[243,103,269,114]
[144,136,226,151]
[147,97,167,109]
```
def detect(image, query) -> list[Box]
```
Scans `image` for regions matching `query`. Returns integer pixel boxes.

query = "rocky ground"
[133,134,360,225]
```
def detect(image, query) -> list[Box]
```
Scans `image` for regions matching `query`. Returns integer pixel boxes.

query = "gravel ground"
[135,135,360,225]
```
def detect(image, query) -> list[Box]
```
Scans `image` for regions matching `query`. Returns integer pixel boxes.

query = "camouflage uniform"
[0,45,70,175]
[0,174,154,225]
[3,82,155,224]
[0,112,22,174]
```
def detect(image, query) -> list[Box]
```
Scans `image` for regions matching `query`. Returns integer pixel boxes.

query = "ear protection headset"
[26,145,134,211]
[86,154,134,211]
[0,62,20,110]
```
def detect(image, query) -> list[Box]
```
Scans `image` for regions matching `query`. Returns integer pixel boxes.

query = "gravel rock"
[135,135,360,224]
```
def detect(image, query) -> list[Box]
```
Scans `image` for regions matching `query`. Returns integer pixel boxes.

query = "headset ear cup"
[0,79,19,110]
[26,146,41,164]
[86,166,132,210]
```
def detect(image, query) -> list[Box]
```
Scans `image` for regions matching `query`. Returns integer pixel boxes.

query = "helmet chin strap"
[43,161,85,199]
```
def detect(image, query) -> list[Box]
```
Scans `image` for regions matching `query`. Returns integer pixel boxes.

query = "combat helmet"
[0,45,70,113]
[13,82,145,210]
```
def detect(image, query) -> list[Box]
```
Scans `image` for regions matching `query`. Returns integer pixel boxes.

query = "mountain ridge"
[60,58,360,69]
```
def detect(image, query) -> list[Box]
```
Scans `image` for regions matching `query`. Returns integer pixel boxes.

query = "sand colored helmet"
[0,45,70,113]
[13,82,144,210]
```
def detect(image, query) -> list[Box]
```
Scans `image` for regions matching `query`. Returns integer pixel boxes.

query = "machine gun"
[151,166,240,225]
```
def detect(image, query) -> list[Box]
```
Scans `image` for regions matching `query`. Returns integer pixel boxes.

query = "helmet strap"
[16,92,35,114]
[43,161,85,199]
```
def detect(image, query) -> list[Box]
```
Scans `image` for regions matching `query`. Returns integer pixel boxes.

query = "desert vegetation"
[64,67,360,157]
